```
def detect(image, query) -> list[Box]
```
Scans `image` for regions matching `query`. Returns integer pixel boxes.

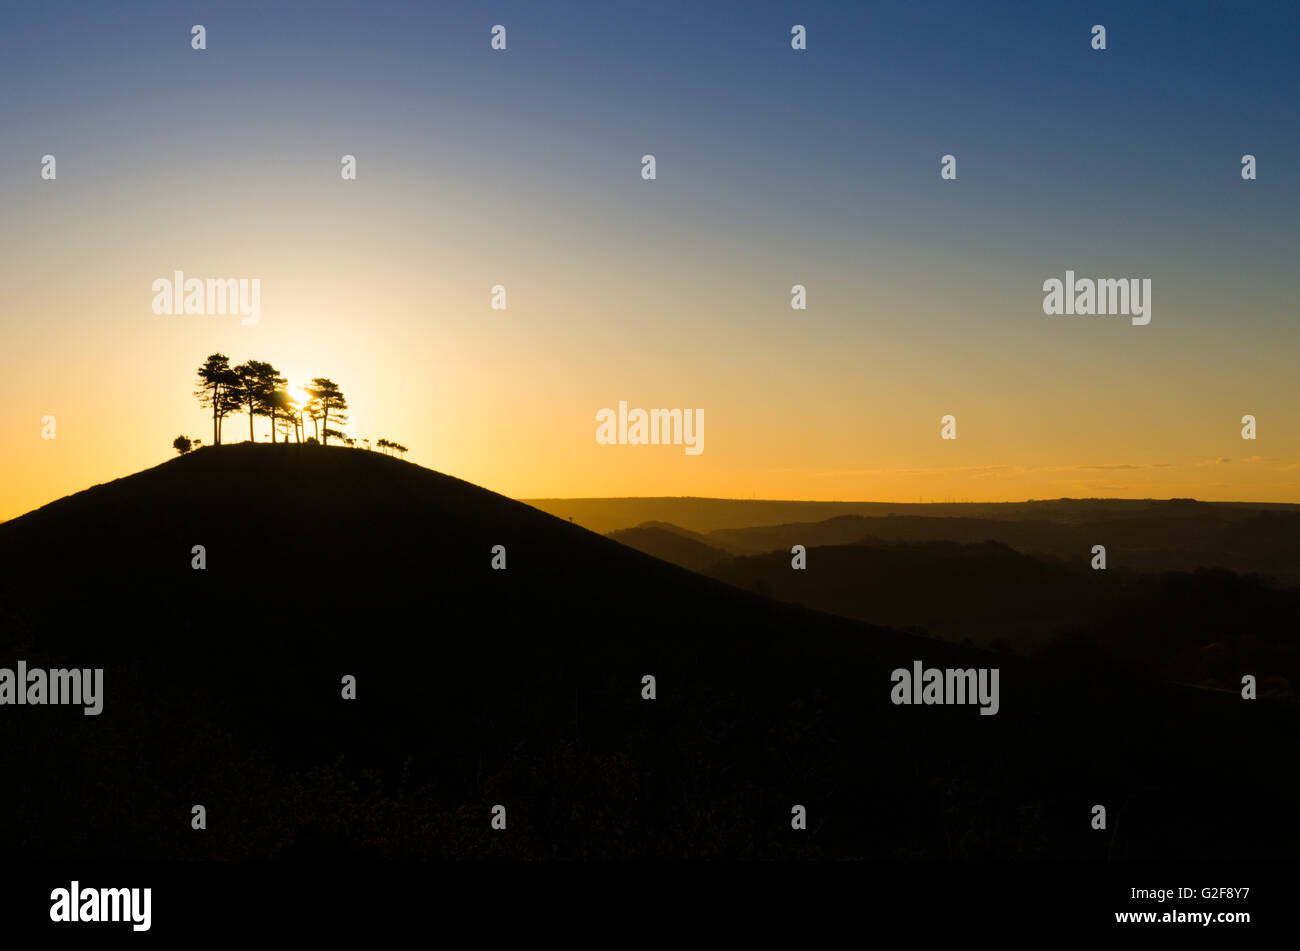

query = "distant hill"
[2,444,1297,860]
[549,504,1300,586]
[525,491,1300,543]
[703,538,1300,693]
[710,538,1090,645]
[606,523,736,572]
[596,511,1300,691]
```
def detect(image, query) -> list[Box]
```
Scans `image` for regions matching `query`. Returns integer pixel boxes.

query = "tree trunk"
[212,384,219,446]
[321,407,330,445]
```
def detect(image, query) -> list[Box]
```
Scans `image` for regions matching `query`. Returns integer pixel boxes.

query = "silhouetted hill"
[1,444,1297,860]
[606,524,735,572]
[526,496,1300,536]
[710,538,1089,643]
[557,506,1300,585]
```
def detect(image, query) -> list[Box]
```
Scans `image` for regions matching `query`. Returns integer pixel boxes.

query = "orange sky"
[2,192,1296,519]
[2,188,1297,520]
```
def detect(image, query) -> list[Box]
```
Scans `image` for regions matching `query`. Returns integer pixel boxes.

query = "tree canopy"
[189,354,405,459]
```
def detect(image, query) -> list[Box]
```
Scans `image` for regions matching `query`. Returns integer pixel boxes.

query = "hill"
[704,538,1300,693]
[527,499,1300,584]
[1,444,1296,860]
[605,523,736,572]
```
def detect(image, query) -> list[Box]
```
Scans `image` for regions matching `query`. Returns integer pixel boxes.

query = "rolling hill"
[1,444,1296,860]
[605,523,736,572]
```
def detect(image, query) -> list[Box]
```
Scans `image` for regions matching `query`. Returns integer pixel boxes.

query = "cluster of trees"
[194,353,348,446]
[186,353,408,458]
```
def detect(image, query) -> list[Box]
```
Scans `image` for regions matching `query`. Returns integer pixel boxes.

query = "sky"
[1,0,1297,519]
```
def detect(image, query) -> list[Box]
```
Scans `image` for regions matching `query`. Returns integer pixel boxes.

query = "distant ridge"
[526,496,1300,535]
[534,500,1300,583]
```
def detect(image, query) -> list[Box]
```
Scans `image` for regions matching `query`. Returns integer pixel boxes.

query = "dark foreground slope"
[0,444,1296,860]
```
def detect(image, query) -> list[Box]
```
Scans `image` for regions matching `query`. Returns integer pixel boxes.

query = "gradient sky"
[2,0,1297,520]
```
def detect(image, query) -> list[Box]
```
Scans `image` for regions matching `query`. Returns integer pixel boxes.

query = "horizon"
[4,440,1298,528]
